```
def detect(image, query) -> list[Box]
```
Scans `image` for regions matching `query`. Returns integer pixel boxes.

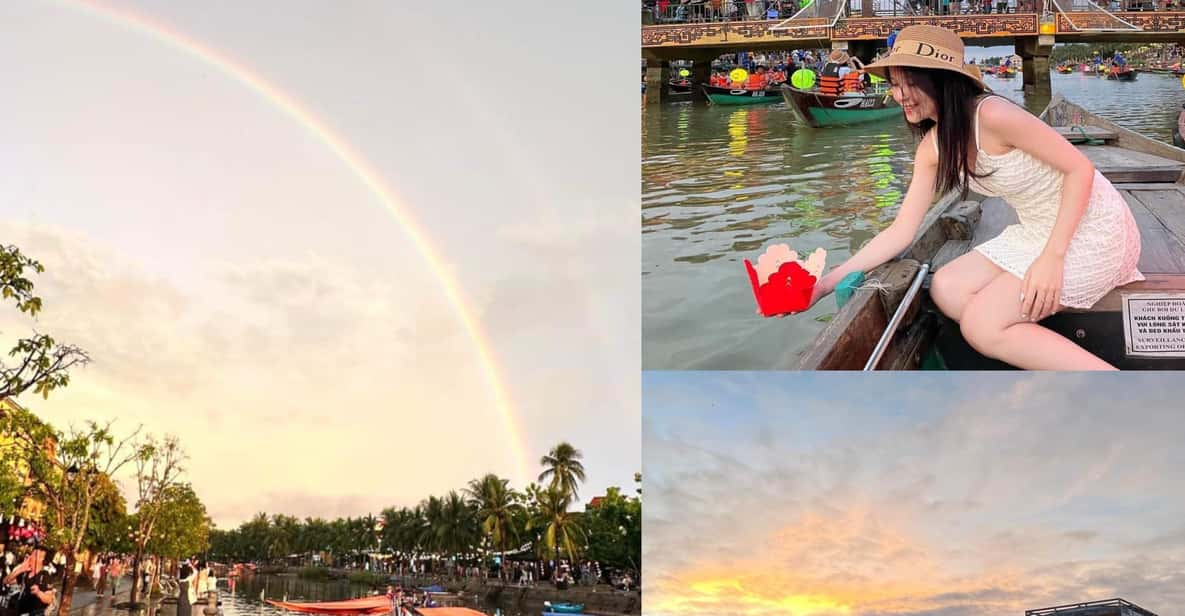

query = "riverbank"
[253,568,640,615]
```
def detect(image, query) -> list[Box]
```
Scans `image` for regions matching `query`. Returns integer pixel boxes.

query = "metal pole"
[863,263,930,371]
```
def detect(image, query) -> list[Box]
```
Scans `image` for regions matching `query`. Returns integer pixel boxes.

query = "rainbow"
[61,0,531,482]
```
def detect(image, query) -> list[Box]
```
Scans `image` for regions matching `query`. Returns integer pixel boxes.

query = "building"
[1027,599,1160,616]
[0,397,52,521]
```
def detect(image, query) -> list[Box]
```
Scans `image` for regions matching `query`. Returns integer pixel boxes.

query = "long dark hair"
[888,66,989,199]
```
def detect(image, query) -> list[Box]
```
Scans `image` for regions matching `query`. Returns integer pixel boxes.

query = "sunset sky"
[0,1,637,526]
[644,372,1185,616]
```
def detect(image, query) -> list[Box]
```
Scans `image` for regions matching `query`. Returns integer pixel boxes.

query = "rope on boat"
[1071,124,1106,145]
[854,278,894,295]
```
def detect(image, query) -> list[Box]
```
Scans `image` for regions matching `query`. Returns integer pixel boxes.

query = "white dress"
[939,95,1144,309]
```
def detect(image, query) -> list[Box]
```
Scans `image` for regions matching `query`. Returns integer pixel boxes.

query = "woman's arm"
[814,131,940,299]
[978,96,1095,318]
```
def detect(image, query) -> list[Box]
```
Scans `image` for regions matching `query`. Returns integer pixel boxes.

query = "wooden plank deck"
[1054,126,1118,143]
[1080,145,1185,183]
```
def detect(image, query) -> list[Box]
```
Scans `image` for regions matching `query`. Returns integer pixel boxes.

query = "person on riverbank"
[4,549,55,616]
[176,560,195,616]
[802,25,1143,370]
[107,558,122,598]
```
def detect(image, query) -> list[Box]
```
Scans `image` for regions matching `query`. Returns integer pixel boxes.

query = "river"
[642,69,1185,369]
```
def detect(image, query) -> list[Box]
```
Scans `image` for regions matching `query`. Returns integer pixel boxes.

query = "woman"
[808,25,1142,370]
[176,560,195,616]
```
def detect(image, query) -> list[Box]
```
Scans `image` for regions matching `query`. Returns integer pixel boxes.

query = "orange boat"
[266,596,393,615]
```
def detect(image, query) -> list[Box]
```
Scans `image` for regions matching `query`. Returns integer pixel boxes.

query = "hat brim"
[865,54,988,91]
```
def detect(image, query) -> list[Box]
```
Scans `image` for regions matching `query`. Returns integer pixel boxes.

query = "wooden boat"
[995,67,1017,78]
[780,85,901,128]
[795,94,1185,370]
[1056,65,1074,74]
[1106,67,1138,81]
[701,83,781,106]
[668,79,692,93]
[267,596,393,615]
[414,609,486,616]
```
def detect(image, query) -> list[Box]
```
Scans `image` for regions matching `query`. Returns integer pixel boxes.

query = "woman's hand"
[1021,250,1065,321]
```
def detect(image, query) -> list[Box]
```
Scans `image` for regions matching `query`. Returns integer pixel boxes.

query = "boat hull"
[701,84,781,106]
[780,85,901,128]
[267,597,393,615]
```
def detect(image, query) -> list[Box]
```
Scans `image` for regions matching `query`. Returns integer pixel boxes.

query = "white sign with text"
[1122,294,1185,357]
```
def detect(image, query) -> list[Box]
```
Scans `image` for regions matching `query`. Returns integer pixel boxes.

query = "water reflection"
[643,71,1185,369]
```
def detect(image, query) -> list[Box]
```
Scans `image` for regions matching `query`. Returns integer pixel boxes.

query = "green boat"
[701,83,781,106]
[779,84,901,128]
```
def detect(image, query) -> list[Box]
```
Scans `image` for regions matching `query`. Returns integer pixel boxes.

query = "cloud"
[643,373,1185,616]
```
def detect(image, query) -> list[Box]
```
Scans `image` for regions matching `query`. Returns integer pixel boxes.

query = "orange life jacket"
[746,74,767,90]
[842,71,863,92]
[818,75,841,95]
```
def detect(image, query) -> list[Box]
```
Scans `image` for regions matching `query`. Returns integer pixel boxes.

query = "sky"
[0,1,639,527]
[644,372,1185,616]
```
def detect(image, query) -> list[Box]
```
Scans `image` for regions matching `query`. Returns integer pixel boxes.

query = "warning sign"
[1122,294,1185,357]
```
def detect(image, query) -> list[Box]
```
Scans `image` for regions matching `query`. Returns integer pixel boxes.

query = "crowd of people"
[644,0,804,23]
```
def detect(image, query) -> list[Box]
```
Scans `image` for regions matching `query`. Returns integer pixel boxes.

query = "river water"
[642,70,1185,369]
[83,575,522,616]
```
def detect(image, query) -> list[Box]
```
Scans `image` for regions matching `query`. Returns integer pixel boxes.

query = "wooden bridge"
[642,10,1185,100]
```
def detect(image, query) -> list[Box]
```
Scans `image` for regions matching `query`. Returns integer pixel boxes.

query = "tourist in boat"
[745,66,769,90]
[801,25,1143,370]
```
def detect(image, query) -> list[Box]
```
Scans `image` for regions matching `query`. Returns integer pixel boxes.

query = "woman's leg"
[930,250,1005,322]
[959,271,1115,370]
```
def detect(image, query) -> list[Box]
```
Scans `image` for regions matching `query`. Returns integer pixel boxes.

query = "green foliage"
[538,442,587,500]
[346,570,384,585]
[528,484,585,564]
[581,487,641,571]
[82,473,129,553]
[0,244,90,402]
[145,484,211,558]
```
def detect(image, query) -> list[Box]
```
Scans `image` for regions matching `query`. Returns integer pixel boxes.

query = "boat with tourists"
[780,84,901,128]
[1056,64,1074,74]
[701,83,782,105]
[1107,67,1138,81]
[795,95,1185,370]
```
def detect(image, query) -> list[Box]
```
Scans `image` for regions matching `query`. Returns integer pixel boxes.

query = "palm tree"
[437,491,479,570]
[529,485,586,575]
[465,474,524,581]
[538,442,586,500]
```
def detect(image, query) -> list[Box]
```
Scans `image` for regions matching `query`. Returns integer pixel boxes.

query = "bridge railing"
[645,0,801,24]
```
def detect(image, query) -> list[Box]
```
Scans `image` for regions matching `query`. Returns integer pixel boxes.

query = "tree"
[528,484,585,575]
[0,245,90,401]
[0,410,142,616]
[144,484,211,561]
[128,435,185,605]
[464,474,523,580]
[582,487,640,573]
[538,442,586,500]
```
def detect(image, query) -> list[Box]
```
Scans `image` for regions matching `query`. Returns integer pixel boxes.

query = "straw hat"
[864,25,987,90]
[828,49,850,64]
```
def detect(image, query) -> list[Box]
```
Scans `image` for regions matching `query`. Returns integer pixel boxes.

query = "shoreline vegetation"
[0,243,640,616]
